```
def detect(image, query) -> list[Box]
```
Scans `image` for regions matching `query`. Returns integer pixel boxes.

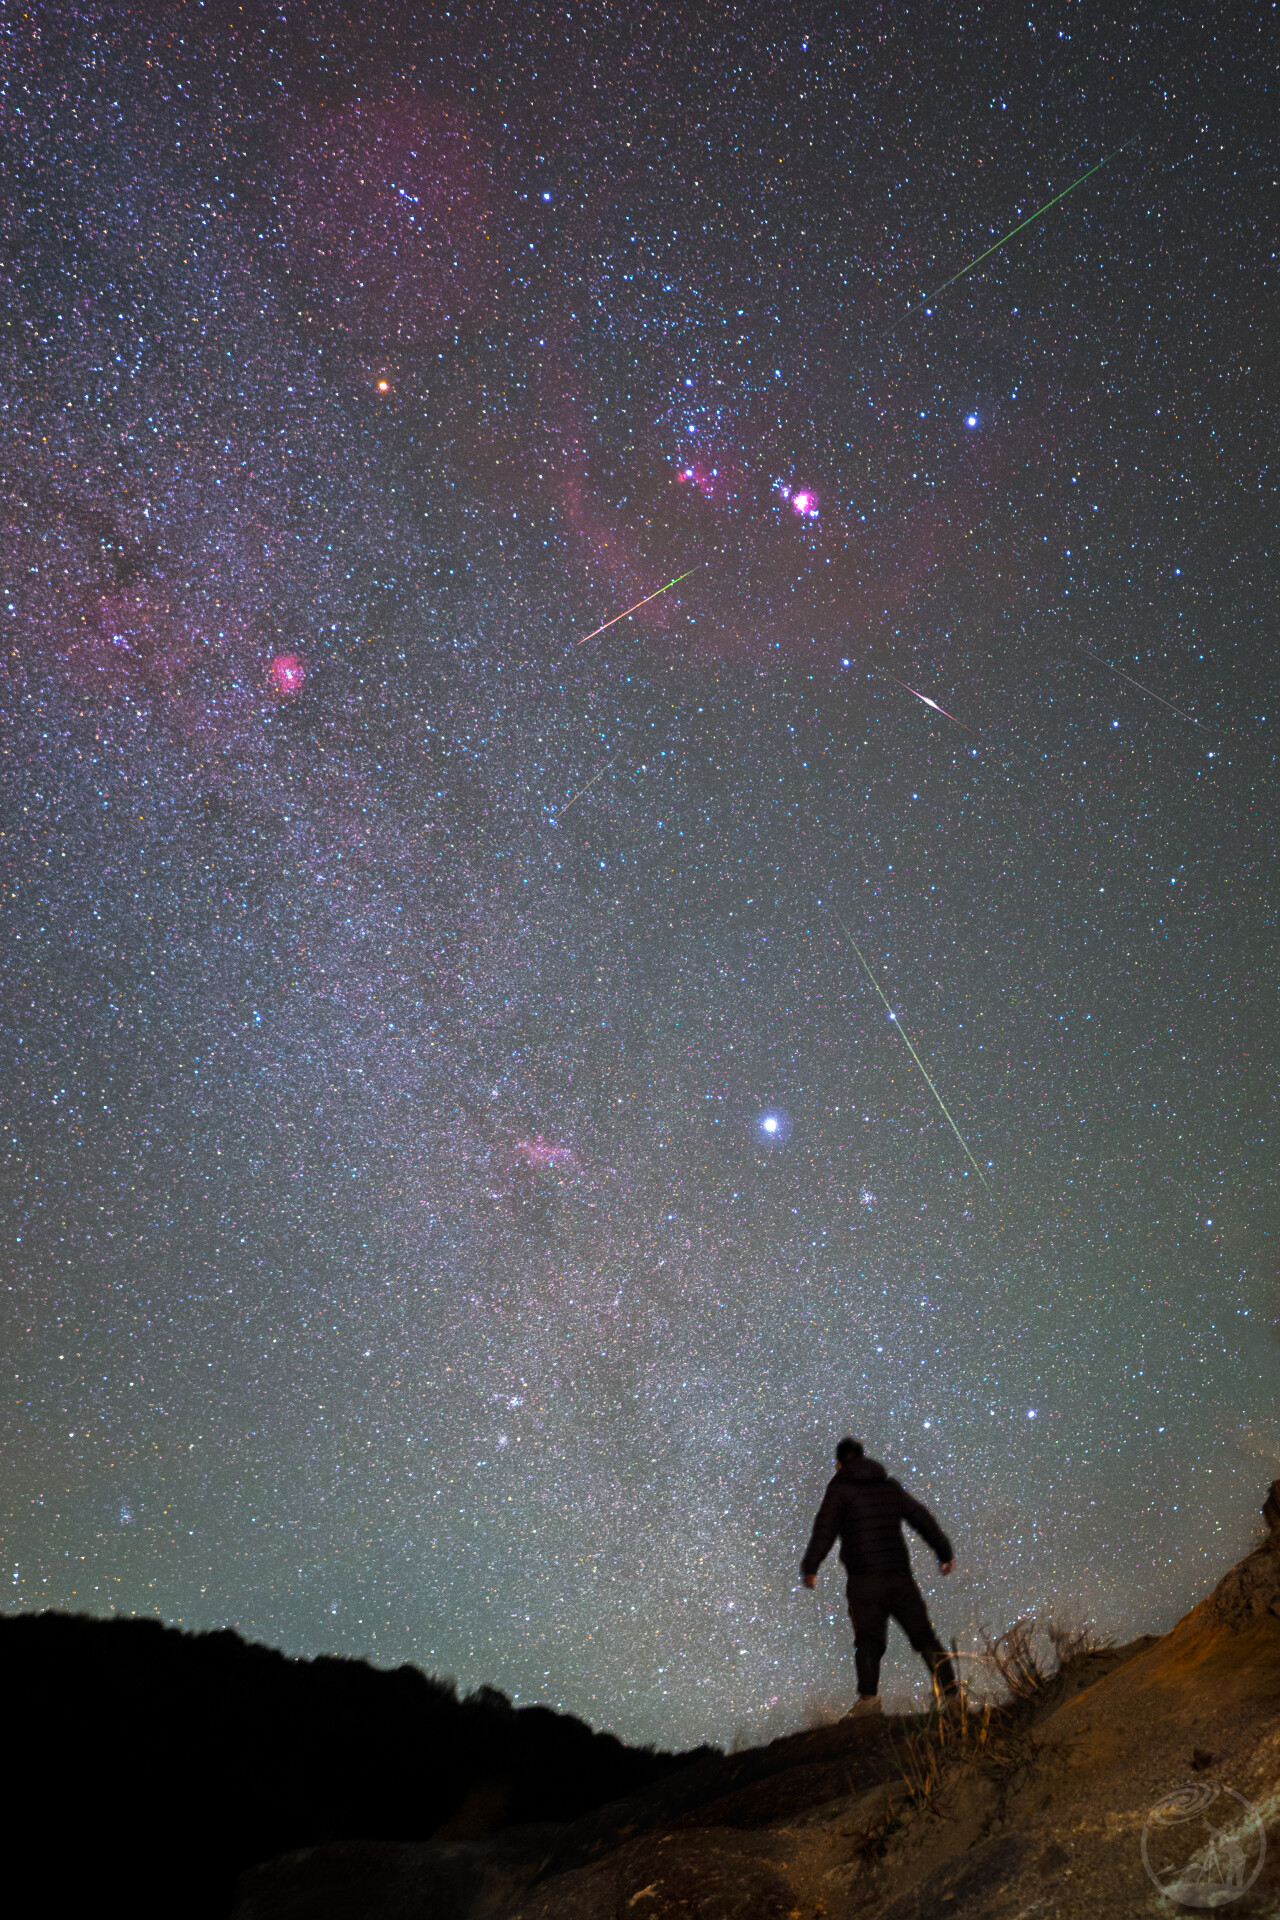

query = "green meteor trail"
[921,134,1139,307]
[575,568,699,646]
[836,917,992,1194]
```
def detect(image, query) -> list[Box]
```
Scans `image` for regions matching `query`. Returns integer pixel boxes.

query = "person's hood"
[837,1456,887,1484]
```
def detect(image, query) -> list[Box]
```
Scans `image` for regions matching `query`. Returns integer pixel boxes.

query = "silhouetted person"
[801,1436,957,1716]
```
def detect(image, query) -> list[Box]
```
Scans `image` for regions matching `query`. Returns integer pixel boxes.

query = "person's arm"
[800,1480,843,1582]
[898,1485,954,1566]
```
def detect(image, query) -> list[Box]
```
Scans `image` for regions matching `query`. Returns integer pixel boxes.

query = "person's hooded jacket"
[801,1454,953,1581]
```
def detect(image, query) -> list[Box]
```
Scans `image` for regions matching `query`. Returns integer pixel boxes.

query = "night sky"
[3,4,1278,1749]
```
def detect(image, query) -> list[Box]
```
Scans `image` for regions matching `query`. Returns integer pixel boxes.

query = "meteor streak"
[575,568,699,646]
[553,754,620,820]
[922,134,1139,305]
[835,917,992,1194]
[881,672,973,732]
[1076,645,1202,727]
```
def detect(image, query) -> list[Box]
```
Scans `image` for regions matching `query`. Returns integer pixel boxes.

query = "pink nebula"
[56,587,259,741]
[270,652,306,696]
[515,1135,575,1170]
[73,588,193,700]
[675,461,721,500]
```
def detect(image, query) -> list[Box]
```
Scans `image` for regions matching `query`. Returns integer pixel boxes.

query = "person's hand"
[802,1573,817,1589]
[940,1560,954,1575]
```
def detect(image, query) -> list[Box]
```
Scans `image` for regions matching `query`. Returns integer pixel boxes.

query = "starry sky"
[3,3,1278,1749]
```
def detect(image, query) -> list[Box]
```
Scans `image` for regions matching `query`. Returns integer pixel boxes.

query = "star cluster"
[1,3,1277,1748]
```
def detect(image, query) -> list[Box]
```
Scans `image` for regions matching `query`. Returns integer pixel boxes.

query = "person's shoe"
[844,1695,882,1718]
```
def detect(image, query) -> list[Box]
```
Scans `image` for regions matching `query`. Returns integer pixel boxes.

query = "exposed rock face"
[234,1509,1280,1920]
[1203,1519,1280,1630]
[1261,1476,1280,1534]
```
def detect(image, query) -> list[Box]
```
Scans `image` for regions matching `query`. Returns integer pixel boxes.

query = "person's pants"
[845,1572,957,1699]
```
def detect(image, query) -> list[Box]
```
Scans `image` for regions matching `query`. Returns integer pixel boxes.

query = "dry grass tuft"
[889,1655,997,1815]
[1046,1619,1112,1666]
[865,1617,1106,1849]
[854,1676,993,1864]
[981,1616,1112,1705]
[982,1617,1047,1703]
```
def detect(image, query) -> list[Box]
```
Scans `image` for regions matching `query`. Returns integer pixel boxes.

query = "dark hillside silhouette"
[2,1612,704,1920]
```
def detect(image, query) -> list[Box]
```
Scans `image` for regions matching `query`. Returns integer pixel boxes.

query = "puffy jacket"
[801,1455,953,1580]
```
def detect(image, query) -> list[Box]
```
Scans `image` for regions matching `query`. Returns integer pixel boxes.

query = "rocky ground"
[235,1498,1280,1920]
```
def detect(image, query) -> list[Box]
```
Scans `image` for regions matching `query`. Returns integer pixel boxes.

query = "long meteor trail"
[575,568,699,646]
[554,753,621,820]
[922,133,1139,305]
[1076,644,1202,727]
[836,917,992,1194]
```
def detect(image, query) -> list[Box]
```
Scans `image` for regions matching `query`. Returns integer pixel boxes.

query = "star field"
[2,3,1278,1748]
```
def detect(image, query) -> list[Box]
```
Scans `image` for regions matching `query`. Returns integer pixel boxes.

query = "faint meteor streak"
[881,672,974,732]
[922,134,1140,304]
[575,568,699,645]
[1076,645,1202,726]
[550,698,664,825]
[554,753,621,819]
[836,917,992,1194]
